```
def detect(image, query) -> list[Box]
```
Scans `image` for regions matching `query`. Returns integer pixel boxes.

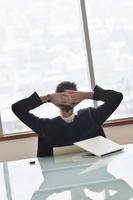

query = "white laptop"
[74,136,124,157]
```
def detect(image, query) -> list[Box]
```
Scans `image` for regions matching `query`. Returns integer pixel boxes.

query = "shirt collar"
[61,113,75,123]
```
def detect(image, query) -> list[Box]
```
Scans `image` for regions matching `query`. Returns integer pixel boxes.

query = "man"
[12,81,123,157]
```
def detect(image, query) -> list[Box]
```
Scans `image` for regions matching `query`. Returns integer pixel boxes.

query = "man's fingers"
[53,91,84,108]
[56,92,79,105]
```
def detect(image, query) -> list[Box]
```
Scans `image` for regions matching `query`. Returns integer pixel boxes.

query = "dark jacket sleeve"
[92,85,123,125]
[11,92,50,136]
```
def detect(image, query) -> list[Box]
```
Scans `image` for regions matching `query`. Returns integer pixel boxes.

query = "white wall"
[0,124,133,162]
[104,124,133,144]
[0,137,37,162]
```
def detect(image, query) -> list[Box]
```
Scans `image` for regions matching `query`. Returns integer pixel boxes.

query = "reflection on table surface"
[1,144,133,200]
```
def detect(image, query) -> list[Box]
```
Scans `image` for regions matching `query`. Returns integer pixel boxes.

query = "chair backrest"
[53,145,84,156]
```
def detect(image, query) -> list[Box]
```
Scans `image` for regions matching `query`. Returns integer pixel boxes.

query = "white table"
[1,144,133,200]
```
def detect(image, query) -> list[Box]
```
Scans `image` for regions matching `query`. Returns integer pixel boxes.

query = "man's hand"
[50,92,73,107]
[40,90,94,108]
[40,92,71,106]
[64,90,94,106]
[51,90,94,108]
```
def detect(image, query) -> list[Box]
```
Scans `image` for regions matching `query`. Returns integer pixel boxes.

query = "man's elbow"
[117,92,123,103]
[11,103,18,114]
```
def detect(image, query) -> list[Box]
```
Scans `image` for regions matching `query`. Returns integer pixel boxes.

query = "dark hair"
[56,81,77,93]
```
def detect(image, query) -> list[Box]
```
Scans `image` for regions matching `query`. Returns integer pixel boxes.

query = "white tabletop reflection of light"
[1,145,133,200]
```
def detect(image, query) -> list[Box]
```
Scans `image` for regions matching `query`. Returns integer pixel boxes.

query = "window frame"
[0,117,133,141]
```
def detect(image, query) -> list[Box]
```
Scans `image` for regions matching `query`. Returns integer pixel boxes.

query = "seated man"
[12,81,123,157]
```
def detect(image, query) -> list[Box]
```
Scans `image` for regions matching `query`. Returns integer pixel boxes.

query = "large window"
[0,0,91,134]
[0,0,133,135]
[85,0,133,119]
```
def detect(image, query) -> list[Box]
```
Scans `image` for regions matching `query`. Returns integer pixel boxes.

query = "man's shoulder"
[76,107,97,126]
[50,116,63,124]
[77,107,95,117]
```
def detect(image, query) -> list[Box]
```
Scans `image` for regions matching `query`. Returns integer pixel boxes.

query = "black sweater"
[12,85,123,157]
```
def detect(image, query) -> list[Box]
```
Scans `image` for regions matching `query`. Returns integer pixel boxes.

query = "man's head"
[56,81,77,93]
[56,81,77,112]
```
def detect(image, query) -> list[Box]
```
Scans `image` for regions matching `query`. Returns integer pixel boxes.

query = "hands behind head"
[51,90,90,109]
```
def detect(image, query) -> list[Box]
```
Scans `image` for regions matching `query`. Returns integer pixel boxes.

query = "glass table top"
[1,144,133,200]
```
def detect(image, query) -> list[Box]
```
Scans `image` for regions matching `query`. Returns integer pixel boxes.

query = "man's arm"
[65,86,123,125]
[12,92,51,135]
[11,91,74,135]
[92,85,123,125]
